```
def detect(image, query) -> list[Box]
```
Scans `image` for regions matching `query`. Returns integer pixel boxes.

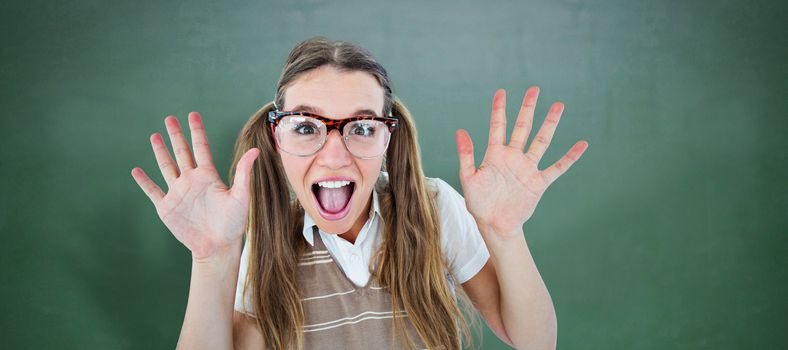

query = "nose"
[314,129,353,168]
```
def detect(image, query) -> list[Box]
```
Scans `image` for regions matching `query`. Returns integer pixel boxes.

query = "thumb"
[230,148,260,202]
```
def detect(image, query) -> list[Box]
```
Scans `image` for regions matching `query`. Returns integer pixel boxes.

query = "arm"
[177,240,242,350]
[460,260,514,347]
[130,112,260,350]
[233,310,264,349]
[455,87,588,349]
[462,231,557,349]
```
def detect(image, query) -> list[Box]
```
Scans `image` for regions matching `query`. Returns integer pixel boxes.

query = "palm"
[156,167,246,256]
[462,144,547,234]
[456,87,588,239]
[131,112,260,259]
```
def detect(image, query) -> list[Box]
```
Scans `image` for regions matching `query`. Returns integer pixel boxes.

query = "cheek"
[357,158,384,191]
[279,153,311,192]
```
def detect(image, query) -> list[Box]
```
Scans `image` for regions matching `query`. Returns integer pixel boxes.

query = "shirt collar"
[302,186,382,246]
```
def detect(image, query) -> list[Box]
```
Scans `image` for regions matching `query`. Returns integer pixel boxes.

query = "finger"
[541,140,588,186]
[509,86,539,150]
[230,148,261,202]
[455,129,476,182]
[487,89,507,146]
[164,116,196,172]
[525,102,564,162]
[150,133,179,187]
[131,167,165,205]
[188,112,215,168]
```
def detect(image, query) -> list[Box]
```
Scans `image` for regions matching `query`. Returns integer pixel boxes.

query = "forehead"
[283,65,385,118]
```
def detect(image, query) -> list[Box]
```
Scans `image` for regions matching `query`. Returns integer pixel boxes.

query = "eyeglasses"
[267,110,399,159]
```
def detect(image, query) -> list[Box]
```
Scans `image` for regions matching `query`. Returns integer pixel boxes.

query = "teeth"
[317,180,351,189]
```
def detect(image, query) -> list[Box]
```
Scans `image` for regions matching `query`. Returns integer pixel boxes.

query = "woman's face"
[279,65,385,239]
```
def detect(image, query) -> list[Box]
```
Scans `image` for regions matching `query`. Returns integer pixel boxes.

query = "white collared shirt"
[235,173,490,313]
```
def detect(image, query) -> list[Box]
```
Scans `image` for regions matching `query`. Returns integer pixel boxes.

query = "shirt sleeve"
[430,177,490,284]
[234,238,255,316]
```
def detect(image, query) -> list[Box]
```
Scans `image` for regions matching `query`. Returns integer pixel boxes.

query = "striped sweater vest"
[298,226,427,349]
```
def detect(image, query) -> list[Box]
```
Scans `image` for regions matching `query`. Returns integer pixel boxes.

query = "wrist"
[191,238,243,265]
[479,225,526,251]
[478,223,525,240]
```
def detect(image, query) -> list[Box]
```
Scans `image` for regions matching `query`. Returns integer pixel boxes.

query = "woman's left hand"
[455,86,589,240]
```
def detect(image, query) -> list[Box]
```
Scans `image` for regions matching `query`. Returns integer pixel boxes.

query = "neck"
[338,231,358,245]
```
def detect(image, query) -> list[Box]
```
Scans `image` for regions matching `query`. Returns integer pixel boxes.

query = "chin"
[310,209,357,235]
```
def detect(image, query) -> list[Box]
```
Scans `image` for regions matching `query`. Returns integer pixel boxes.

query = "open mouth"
[311,179,356,221]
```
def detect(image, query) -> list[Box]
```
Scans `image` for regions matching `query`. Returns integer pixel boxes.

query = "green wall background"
[1,0,785,348]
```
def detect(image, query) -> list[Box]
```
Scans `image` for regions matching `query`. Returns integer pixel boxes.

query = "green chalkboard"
[1,0,784,349]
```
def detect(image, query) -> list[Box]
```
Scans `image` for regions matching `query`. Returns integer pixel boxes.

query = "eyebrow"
[290,104,381,118]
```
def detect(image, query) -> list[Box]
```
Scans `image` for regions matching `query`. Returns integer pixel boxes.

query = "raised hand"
[131,112,260,260]
[455,87,588,239]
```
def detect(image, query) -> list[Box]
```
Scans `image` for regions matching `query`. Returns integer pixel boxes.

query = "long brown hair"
[229,36,479,349]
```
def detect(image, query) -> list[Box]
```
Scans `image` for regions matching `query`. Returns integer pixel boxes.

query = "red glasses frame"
[267,110,399,134]
[266,110,399,158]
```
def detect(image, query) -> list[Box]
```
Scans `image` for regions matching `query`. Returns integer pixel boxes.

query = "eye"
[350,122,376,137]
[294,122,318,135]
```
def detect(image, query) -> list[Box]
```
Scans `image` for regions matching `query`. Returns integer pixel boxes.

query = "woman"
[131,37,588,349]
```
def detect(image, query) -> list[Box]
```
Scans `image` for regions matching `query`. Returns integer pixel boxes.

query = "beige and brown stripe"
[297,226,427,349]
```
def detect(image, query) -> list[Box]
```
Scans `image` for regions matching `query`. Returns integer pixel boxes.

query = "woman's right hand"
[131,112,260,261]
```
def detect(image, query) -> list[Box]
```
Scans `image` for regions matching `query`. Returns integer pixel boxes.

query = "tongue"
[317,186,353,213]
